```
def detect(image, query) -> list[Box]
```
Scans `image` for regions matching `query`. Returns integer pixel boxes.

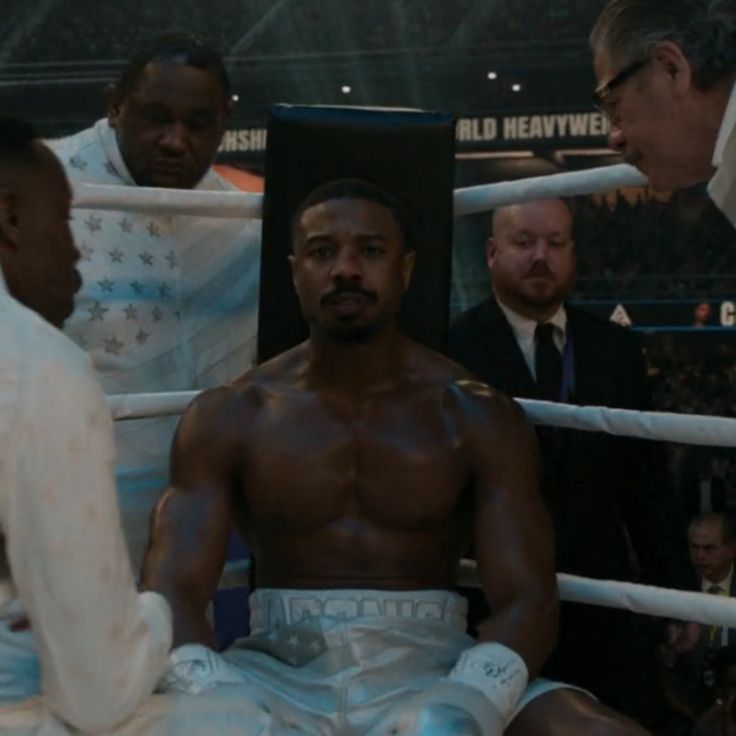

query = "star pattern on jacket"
[84,214,102,233]
[88,301,109,322]
[103,336,125,355]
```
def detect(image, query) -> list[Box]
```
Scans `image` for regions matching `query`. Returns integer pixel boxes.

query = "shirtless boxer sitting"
[143,179,649,735]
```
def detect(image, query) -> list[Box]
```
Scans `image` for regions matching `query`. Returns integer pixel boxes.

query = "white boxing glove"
[159,643,246,695]
[446,641,529,725]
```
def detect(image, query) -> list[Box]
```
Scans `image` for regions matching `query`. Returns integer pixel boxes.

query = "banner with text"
[216,110,611,161]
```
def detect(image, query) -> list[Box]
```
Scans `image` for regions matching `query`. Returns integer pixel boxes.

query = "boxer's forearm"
[475,586,558,678]
[141,546,218,649]
[141,485,228,649]
[165,593,218,649]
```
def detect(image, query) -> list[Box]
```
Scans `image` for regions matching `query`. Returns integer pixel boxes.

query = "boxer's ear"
[401,250,416,291]
[0,189,20,251]
[106,84,124,129]
[288,253,299,292]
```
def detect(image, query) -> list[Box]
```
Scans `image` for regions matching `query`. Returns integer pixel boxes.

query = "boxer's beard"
[321,283,380,342]
[325,321,380,342]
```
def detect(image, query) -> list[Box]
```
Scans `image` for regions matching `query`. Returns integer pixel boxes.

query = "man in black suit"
[663,513,736,720]
[448,198,690,727]
[689,513,736,611]
[679,513,736,669]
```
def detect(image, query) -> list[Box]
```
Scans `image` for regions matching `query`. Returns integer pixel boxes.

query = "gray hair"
[590,0,736,90]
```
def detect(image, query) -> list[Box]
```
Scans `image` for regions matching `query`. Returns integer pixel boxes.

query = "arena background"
[2,0,735,516]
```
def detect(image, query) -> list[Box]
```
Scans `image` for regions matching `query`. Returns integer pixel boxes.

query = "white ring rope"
[73,183,264,219]
[520,399,736,449]
[455,560,736,628]
[108,390,199,420]
[71,163,646,219]
[556,574,736,627]
[453,163,647,217]
[106,391,736,449]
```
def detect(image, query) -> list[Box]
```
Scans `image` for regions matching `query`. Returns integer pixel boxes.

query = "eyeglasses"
[592,58,650,117]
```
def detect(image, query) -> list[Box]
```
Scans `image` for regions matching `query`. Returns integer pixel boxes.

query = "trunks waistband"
[249,588,468,631]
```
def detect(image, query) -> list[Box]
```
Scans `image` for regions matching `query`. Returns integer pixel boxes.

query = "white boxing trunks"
[162,588,581,735]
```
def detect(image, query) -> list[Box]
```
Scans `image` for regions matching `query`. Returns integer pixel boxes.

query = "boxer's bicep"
[464,390,558,674]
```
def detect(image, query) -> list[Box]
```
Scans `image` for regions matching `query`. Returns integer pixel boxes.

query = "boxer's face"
[108,61,229,189]
[0,145,81,327]
[488,199,575,320]
[291,197,415,341]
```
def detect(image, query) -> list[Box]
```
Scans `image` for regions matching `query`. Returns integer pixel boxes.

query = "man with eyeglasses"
[589,0,736,226]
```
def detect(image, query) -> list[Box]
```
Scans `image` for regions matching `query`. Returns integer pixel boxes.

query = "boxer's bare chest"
[236,383,471,536]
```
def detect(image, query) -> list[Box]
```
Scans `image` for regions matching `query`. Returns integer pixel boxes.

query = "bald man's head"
[0,118,80,327]
[486,198,575,321]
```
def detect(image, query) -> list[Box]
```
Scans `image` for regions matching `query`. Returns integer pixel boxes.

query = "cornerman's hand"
[159,644,246,695]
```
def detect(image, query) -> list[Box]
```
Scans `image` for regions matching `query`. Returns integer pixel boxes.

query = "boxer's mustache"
[322,285,378,305]
[527,263,553,277]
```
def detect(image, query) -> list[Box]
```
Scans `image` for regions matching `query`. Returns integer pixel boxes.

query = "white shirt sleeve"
[0,338,171,732]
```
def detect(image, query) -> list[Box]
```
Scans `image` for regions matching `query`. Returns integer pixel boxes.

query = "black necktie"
[535,322,562,402]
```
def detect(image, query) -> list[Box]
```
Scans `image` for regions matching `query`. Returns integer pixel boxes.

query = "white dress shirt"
[495,297,567,380]
[49,120,261,571]
[708,79,736,228]
[0,273,171,732]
